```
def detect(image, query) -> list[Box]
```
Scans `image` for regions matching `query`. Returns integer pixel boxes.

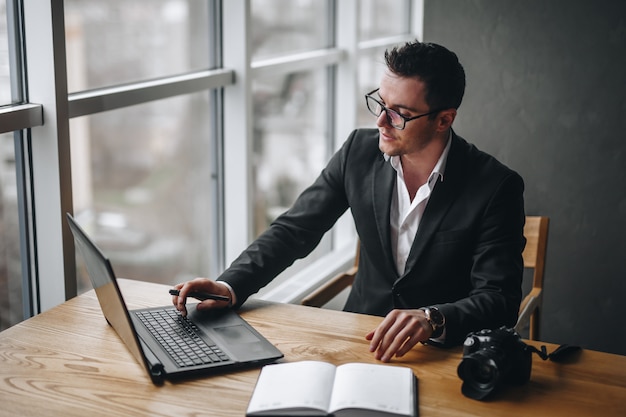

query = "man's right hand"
[171,277,232,316]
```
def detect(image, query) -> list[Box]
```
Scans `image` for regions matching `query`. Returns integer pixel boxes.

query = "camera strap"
[526,344,581,362]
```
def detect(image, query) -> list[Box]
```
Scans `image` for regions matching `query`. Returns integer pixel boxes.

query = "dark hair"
[384,41,466,111]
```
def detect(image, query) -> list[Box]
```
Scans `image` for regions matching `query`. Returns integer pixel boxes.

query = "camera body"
[457,326,532,400]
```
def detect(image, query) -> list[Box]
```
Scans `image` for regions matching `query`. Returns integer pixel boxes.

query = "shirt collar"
[384,130,452,183]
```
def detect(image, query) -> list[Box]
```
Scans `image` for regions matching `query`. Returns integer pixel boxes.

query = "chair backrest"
[522,216,549,292]
[515,216,549,340]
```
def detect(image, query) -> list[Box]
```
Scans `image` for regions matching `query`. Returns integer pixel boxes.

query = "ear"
[436,109,457,132]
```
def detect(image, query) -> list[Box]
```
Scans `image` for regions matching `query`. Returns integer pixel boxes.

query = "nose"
[376,109,390,128]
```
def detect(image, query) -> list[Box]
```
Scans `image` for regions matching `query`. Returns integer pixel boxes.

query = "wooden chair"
[514,216,549,340]
[301,216,549,341]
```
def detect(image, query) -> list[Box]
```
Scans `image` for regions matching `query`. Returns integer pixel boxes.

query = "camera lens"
[457,355,501,400]
[469,360,497,384]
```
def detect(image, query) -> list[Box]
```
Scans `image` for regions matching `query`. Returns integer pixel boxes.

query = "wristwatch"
[420,306,445,338]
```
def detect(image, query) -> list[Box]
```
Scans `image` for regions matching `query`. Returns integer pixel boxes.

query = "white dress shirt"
[387,135,452,275]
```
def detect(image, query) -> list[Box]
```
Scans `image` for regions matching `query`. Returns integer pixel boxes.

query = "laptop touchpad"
[212,325,271,359]
[213,325,259,343]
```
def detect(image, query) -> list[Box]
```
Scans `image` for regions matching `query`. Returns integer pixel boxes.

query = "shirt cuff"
[431,328,446,343]
[217,281,237,307]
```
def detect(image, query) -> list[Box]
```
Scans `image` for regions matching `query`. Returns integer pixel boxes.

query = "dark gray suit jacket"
[219,128,526,346]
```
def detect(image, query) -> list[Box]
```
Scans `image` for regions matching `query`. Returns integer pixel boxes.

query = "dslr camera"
[457,326,532,400]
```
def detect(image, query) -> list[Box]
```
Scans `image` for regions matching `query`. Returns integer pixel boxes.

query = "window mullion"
[411,0,424,40]
[67,69,234,118]
[23,0,75,313]
[0,104,42,134]
[222,0,253,264]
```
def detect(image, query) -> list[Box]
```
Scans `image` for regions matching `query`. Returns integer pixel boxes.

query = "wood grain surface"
[1,279,624,416]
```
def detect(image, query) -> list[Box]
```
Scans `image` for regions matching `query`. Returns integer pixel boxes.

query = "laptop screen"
[67,213,154,378]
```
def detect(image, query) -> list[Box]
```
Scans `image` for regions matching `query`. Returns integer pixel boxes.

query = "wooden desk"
[1,279,624,417]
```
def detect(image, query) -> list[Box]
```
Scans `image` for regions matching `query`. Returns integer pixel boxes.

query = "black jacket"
[219,128,526,346]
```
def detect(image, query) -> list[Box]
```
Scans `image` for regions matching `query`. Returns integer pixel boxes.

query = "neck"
[401,132,448,177]
[400,132,449,200]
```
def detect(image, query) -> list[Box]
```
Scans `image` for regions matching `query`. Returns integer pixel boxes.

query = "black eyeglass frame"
[364,88,444,130]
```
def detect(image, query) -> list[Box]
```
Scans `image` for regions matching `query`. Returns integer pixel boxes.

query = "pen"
[169,289,230,302]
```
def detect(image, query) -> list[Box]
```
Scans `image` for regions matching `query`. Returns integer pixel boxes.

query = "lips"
[379,130,396,142]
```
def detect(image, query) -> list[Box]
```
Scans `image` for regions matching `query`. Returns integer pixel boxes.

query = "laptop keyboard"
[136,309,231,368]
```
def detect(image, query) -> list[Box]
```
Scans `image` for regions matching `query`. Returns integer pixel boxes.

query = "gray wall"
[424,0,626,355]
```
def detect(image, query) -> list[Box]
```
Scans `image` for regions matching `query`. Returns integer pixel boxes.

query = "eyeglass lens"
[366,95,404,129]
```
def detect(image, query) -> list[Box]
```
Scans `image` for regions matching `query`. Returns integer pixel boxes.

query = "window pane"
[0,3,24,331]
[251,0,329,60]
[360,0,410,41]
[252,70,329,234]
[0,132,23,331]
[357,47,388,128]
[250,70,331,294]
[1,0,11,104]
[64,0,211,92]
[70,93,214,293]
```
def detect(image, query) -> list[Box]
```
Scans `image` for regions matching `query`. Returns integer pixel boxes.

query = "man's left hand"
[366,309,433,362]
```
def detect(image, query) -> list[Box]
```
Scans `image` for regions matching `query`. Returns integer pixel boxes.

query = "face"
[375,70,454,158]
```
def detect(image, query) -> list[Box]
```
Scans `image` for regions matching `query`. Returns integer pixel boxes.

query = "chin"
[378,140,399,156]
[378,133,397,154]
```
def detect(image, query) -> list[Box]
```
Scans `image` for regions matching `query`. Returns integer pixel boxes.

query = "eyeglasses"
[365,88,442,130]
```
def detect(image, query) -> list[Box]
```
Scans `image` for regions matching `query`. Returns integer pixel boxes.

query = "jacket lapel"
[399,133,468,280]
[371,154,398,278]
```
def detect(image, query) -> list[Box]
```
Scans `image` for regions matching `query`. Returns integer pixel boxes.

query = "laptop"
[66,213,283,385]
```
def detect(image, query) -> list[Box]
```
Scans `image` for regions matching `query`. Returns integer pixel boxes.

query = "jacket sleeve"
[217,131,360,306]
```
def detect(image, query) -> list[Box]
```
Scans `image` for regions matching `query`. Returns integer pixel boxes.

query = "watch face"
[429,308,445,327]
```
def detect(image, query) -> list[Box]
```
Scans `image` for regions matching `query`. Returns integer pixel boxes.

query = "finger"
[368,322,392,353]
[393,330,424,358]
[174,295,188,317]
[175,294,189,316]
[174,280,206,316]
[381,318,431,360]
[175,278,232,315]
[395,333,421,357]
[376,321,410,362]
[177,278,212,299]
[368,313,398,352]
[171,282,184,305]
[373,311,429,361]
[371,311,409,357]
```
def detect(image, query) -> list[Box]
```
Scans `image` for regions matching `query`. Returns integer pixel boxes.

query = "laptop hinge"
[139,337,165,385]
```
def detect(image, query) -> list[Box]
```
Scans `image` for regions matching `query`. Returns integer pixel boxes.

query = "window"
[359,0,411,41]
[1,0,422,325]
[249,1,333,239]
[70,93,214,293]
[0,0,29,331]
[251,0,329,61]
[0,131,23,331]
[357,47,389,127]
[251,70,330,236]
[64,1,221,293]
[65,0,212,92]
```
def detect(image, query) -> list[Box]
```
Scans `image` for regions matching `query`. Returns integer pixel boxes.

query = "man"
[173,40,526,363]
